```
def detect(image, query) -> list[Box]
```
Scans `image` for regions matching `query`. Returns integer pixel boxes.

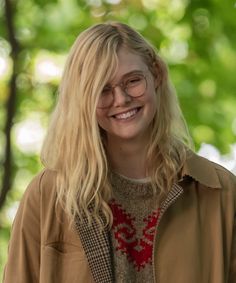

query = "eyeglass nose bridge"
[110,81,128,96]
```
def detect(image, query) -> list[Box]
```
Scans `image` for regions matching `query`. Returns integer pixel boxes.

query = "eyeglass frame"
[97,71,149,109]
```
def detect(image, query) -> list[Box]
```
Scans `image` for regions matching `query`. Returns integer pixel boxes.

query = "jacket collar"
[181,150,222,189]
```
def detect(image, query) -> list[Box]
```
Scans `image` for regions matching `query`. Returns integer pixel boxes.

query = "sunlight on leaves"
[34,51,65,83]
[0,57,7,77]
[161,39,189,63]
[199,79,216,98]
[198,143,236,174]
[13,116,46,154]
[193,125,215,144]
[231,118,236,136]
[128,14,148,31]
[105,0,121,4]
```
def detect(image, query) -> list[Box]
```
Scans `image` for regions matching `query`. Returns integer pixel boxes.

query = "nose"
[112,86,132,107]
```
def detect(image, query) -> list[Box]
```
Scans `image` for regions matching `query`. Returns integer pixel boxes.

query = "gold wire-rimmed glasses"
[97,72,147,109]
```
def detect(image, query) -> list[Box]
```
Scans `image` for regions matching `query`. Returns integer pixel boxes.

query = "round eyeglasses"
[97,73,147,109]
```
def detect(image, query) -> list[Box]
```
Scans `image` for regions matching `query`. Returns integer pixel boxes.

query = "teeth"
[115,108,138,120]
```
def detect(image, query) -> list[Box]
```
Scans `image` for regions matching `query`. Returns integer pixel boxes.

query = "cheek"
[96,111,102,127]
[145,91,158,123]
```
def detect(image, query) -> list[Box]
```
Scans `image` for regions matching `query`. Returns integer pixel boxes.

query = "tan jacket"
[3,151,236,283]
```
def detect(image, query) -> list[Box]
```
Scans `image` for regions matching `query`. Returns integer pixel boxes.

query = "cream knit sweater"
[109,172,160,283]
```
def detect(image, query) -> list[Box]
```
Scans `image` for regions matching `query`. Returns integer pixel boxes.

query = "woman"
[3,22,236,283]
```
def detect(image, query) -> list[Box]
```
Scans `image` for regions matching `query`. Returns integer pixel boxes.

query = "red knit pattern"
[110,199,160,271]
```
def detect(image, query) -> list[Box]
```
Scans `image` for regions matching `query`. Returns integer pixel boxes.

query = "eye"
[125,75,143,87]
[101,86,112,96]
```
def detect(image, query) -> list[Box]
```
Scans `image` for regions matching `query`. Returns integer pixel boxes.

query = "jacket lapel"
[74,209,114,283]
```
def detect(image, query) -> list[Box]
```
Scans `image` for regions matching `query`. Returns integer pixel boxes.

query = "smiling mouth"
[112,107,142,120]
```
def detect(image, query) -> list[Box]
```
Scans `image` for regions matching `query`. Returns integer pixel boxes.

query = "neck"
[106,135,150,179]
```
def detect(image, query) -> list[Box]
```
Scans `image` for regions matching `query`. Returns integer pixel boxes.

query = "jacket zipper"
[152,183,184,283]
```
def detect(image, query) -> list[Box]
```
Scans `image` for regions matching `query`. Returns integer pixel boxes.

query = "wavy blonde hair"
[41,22,193,228]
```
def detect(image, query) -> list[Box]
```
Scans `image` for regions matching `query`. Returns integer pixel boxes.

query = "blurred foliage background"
[0,0,236,279]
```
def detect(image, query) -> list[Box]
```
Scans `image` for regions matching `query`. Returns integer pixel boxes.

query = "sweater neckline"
[112,171,151,183]
[109,171,156,199]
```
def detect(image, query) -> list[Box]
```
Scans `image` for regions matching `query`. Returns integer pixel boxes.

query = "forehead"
[113,47,148,81]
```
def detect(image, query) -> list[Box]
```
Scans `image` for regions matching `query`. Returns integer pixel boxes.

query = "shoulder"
[208,161,236,200]
[209,159,236,182]
[20,168,58,210]
[183,150,236,191]
[26,168,57,193]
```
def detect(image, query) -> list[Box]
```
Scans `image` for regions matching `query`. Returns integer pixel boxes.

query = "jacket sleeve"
[228,173,236,283]
[228,215,236,282]
[2,172,43,283]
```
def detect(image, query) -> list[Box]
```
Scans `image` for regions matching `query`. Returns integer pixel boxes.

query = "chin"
[110,128,148,141]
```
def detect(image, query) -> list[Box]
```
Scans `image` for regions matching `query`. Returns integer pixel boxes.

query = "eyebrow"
[107,69,145,85]
[121,70,145,78]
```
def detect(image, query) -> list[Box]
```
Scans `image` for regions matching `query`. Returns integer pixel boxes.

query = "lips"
[112,107,141,120]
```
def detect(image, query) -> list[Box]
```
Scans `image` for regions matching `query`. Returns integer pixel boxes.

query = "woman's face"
[96,47,158,143]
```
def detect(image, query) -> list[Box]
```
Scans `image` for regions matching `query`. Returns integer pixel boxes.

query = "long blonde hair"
[41,22,193,228]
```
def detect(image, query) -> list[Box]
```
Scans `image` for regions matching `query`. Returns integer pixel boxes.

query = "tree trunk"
[0,0,20,209]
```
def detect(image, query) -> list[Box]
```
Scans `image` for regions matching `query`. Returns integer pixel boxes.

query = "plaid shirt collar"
[75,210,114,283]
